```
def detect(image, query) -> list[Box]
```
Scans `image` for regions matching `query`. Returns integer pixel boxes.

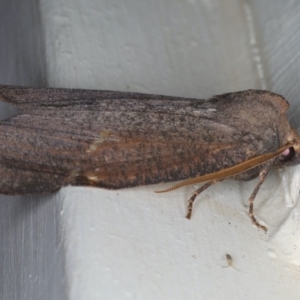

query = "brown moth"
[0,85,299,231]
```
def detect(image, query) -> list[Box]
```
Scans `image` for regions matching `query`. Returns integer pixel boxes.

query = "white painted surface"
[2,0,300,299]
[40,0,300,299]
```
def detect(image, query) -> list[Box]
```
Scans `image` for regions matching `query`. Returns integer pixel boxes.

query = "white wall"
[2,0,300,299]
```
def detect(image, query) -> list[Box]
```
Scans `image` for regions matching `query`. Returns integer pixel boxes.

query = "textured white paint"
[41,0,258,97]
[2,0,300,299]
[39,0,300,299]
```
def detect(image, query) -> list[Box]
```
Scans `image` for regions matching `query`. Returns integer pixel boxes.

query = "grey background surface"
[0,1,66,300]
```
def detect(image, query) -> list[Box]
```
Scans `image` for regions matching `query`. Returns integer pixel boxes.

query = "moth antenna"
[155,143,292,193]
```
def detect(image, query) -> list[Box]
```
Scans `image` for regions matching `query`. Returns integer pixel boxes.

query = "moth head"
[276,129,300,166]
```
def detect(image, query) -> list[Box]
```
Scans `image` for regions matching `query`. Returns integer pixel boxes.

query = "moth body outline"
[1,85,300,231]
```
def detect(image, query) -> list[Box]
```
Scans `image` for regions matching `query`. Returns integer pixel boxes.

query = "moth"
[0,85,299,231]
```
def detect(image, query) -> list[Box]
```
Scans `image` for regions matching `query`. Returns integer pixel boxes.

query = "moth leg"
[248,161,274,232]
[186,180,218,219]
